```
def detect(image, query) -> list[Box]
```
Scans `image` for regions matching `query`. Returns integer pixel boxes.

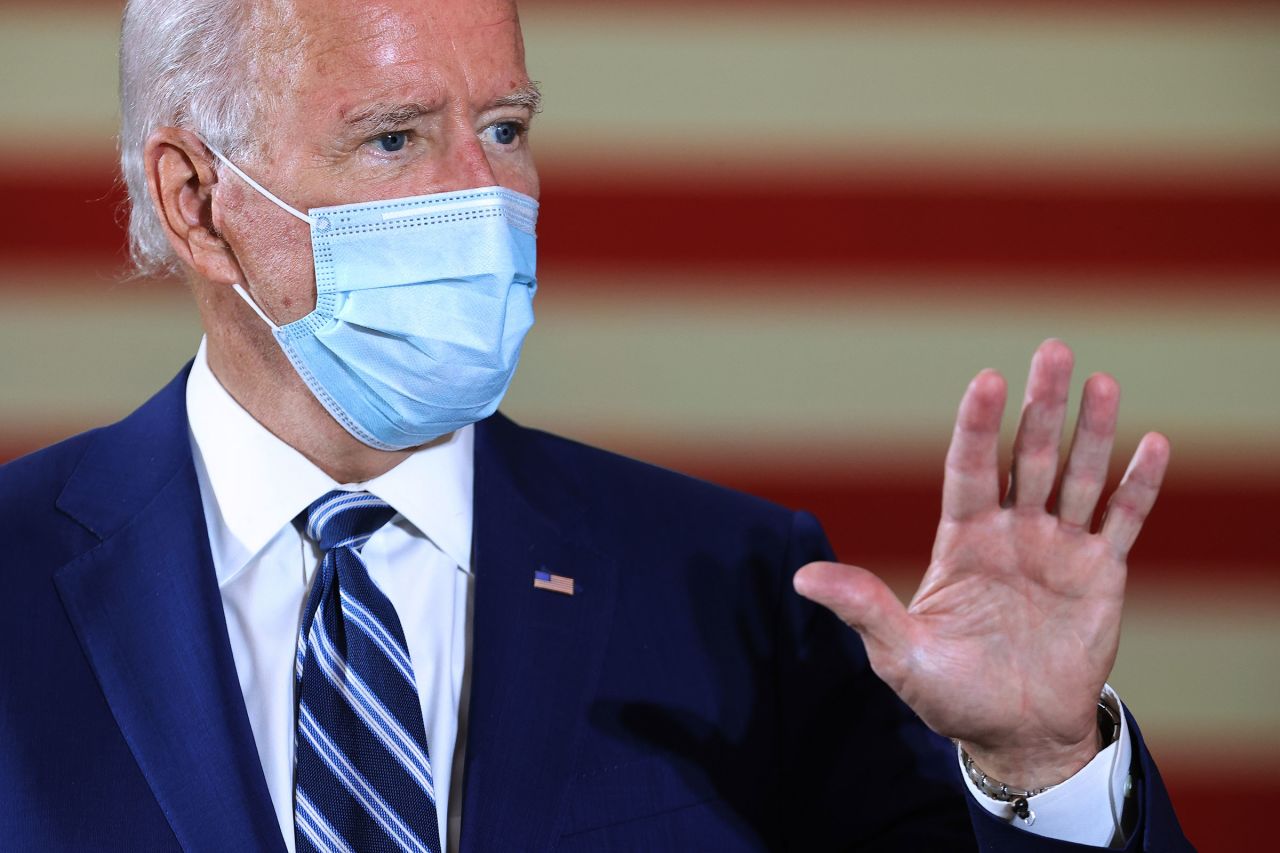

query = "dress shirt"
[186,338,1132,850]
[186,340,472,851]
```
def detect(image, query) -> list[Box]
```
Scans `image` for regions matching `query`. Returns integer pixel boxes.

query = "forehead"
[263,0,526,101]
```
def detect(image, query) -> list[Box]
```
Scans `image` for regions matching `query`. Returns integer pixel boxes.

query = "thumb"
[793,561,911,662]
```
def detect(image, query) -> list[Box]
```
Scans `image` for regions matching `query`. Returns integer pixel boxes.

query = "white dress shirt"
[187,340,472,851]
[185,339,1131,849]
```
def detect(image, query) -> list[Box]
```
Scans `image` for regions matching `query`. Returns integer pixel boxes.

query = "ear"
[143,127,243,285]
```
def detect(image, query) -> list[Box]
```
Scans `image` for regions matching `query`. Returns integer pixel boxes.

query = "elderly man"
[0,0,1191,850]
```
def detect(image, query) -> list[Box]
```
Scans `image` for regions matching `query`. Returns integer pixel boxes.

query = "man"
[0,0,1191,850]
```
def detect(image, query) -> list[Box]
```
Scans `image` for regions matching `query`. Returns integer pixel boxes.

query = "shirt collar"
[186,338,474,587]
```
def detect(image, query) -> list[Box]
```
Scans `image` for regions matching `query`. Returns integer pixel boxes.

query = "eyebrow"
[343,103,431,137]
[488,82,543,115]
[340,83,543,139]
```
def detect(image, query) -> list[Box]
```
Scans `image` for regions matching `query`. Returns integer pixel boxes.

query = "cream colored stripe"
[1,272,1278,472]
[522,7,1280,169]
[1110,582,1280,759]
[506,281,1280,470]
[0,8,121,165]
[3,6,1279,172]
[0,281,201,439]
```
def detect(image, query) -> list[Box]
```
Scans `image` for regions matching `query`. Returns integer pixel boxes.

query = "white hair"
[119,0,263,277]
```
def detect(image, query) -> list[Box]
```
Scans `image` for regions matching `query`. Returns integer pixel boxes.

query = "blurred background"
[1,0,1277,847]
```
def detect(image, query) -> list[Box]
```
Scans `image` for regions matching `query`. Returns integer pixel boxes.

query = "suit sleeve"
[773,510,1194,852]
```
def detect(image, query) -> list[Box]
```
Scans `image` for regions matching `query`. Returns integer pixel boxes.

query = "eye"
[374,132,408,153]
[483,120,524,147]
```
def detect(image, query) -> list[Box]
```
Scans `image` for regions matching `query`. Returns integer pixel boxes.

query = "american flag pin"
[533,570,575,596]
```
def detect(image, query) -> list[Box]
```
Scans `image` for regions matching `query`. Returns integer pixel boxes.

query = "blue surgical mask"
[204,144,537,451]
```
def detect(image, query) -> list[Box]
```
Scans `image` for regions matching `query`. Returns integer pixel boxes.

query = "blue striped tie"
[294,490,442,853]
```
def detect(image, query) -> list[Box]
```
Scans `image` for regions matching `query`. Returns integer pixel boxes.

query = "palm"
[901,509,1122,749]
[795,340,1169,785]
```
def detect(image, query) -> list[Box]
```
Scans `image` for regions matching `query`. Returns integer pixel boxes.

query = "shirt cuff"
[958,684,1132,848]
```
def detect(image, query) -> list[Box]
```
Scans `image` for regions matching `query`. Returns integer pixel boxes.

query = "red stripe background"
[3,171,1279,281]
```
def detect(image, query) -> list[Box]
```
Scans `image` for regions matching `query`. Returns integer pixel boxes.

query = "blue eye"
[375,132,408,153]
[486,121,521,146]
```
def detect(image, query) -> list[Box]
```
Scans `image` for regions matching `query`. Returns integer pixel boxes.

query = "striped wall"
[2,1,1277,848]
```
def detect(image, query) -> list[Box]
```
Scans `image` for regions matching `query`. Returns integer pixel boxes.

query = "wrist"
[959,695,1122,793]
[959,739,1098,793]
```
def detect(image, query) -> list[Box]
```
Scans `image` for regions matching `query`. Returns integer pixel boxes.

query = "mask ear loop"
[197,135,312,225]
[232,283,282,333]
[196,134,307,333]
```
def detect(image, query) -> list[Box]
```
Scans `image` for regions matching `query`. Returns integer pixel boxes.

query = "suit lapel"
[53,369,285,853]
[460,417,619,851]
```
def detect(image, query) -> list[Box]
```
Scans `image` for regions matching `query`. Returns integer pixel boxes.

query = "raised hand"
[794,339,1170,788]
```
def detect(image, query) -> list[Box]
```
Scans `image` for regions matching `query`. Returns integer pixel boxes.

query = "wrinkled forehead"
[255,0,525,93]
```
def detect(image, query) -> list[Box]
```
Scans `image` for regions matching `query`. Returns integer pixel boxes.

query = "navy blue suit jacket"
[0,368,1192,851]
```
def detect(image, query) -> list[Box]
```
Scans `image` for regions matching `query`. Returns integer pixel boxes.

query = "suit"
[0,366,1192,851]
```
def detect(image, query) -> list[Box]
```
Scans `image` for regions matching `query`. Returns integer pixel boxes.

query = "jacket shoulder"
[482,414,832,571]
[0,429,106,588]
[500,417,796,523]
[0,429,100,518]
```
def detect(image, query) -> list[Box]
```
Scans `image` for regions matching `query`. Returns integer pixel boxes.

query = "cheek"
[255,237,318,322]
[494,150,539,201]
[220,188,319,323]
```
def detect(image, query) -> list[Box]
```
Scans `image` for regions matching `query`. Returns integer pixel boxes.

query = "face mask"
[204,143,537,451]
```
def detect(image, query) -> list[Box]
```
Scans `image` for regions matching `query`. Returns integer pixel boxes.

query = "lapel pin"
[533,570,575,596]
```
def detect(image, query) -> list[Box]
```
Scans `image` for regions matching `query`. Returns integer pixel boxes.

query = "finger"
[793,561,911,666]
[942,369,1006,522]
[1007,339,1074,510]
[1056,372,1120,529]
[1100,432,1171,556]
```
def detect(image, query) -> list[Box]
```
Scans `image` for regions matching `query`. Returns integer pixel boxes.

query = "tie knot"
[305,490,396,552]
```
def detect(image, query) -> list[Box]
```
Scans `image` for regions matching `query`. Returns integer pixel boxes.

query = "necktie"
[294,490,443,853]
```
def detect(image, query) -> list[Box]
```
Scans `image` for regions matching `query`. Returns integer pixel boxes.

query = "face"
[212,0,538,324]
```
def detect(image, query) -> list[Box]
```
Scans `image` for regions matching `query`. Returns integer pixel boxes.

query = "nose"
[437,118,497,192]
